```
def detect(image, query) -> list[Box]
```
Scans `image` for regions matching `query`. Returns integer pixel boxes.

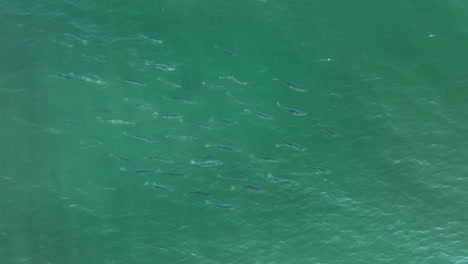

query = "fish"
[0,88,26,93]
[78,74,106,85]
[304,165,330,174]
[191,160,223,167]
[109,154,133,161]
[44,127,62,134]
[227,92,253,105]
[276,102,307,116]
[160,172,186,177]
[120,167,159,174]
[188,191,212,196]
[275,143,307,152]
[80,139,104,149]
[51,73,76,80]
[240,184,264,192]
[145,62,175,71]
[123,98,155,111]
[205,144,241,152]
[121,79,146,86]
[217,174,247,181]
[202,81,227,91]
[274,78,307,92]
[163,96,196,105]
[64,33,88,45]
[251,155,284,163]
[265,174,299,187]
[210,118,239,125]
[93,183,117,191]
[157,78,181,88]
[166,134,202,141]
[187,121,213,129]
[123,132,157,143]
[52,39,74,48]
[205,200,239,209]
[63,119,80,126]
[244,109,274,120]
[152,112,184,119]
[144,181,173,191]
[97,185,116,191]
[316,122,336,137]
[97,116,135,125]
[81,53,106,63]
[146,155,174,164]
[212,203,239,209]
[219,76,247,85]
[141,35,163,44]
[214,45,235,56]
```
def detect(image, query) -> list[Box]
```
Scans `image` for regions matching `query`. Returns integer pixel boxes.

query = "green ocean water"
[2,0,468,263]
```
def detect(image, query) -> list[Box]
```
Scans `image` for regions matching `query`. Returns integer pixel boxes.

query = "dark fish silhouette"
[276,102,307,116]
[214,45,235,56]
[274,78,307,92]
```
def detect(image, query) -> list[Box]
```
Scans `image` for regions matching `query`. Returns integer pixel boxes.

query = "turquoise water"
[2,0,468,263]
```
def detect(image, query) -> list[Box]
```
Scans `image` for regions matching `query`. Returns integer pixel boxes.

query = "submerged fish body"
[217,174,247,181]
[275,142,307,152]
[251,155,284,163]
[276,102,307,116]
[109,154,133,161]
[202,81,227,91]
[145,62,175,71]
[123,132,157,143]
[317,122,337,137]
[240,184,265,192]
[244,109,274,120]
[97,116,135,125]
[80,139,104,149]
[274,78,307,92]
[121,79,146,86]
[205,144,241,152]
[191,160,223,167]
[146,155,174,164]
[120,167,159,174]
[163,96,196,105]
[166,134,202,141]
[205,200,239,209]
[124,98,155,111]
[144,181,173,191]
[161,172,186,177]
[210,118,239,126]
[95,184,116,191]
[141,35,163,44]
[304,165,330,174]
[214,45,236,56]
[157,78,181,88]
[219,76,247,85]
[51,73,76,80]
[78,74,106,85]
[265,174,299,187]
[153,112,184,119]
[188,191,212,196]
[226,92,253,105]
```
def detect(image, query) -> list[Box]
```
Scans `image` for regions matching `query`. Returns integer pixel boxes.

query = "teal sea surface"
[2,0,468,263]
